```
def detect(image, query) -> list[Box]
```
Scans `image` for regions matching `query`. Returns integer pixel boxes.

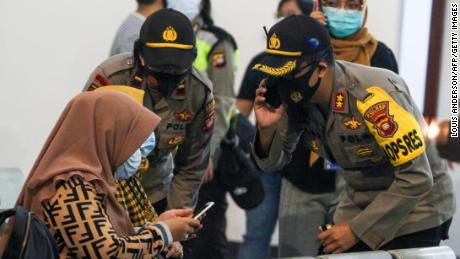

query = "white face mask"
[167,0,201,21]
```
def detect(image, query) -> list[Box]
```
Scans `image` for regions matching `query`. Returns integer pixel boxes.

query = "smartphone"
[264,77,282,108]
[193,201,215,220]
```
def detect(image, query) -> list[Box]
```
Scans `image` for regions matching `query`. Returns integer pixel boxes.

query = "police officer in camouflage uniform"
[251,15,455,253]
[84,9,214,211]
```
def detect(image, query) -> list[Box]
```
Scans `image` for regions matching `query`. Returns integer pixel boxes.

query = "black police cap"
[139,9,196,70]
[253,15,331,77]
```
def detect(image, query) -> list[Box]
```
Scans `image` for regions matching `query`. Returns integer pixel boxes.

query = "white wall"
[0,0,136,174]
[399,0,434,108]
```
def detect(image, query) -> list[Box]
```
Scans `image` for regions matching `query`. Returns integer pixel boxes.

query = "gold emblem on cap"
[290,91,303,103]
[163,26,178,42]
[269,33,281,49]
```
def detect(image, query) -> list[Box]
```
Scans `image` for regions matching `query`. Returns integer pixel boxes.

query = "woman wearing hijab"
[311,0,399,73]
[16,90,201,258]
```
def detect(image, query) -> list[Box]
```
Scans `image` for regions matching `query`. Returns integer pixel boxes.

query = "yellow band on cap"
[146,42,194,50]
[266,49,302,57]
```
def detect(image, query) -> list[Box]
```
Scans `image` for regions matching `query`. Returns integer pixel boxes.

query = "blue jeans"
[238,171,282,259]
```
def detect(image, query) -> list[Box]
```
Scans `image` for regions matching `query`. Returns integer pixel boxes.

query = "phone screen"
[193,201,215,220]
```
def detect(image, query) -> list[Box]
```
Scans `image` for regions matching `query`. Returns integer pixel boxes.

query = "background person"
[110,0,166,56]
[310,0,398,71]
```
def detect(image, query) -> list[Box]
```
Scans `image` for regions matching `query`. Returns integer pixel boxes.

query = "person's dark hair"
[200,0,214,25]
[296,0,314,15]
[136,0,156,4]
[301,46,335,66]
[277,0,313,16]
[322,46,335,65]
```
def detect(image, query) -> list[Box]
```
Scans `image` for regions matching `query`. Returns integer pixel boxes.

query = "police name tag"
[356,87,425,167]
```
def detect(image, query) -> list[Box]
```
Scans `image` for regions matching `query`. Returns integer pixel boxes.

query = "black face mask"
[146,69,188,97]
[277,61,322,107]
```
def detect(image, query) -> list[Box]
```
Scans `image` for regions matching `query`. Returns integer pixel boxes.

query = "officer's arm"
[206,40,236,155]
[252,113,303,172]
[348,87,434,249]
[167,93,215,209]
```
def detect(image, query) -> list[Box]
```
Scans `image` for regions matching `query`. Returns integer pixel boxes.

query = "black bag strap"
[0,207,29,258]
[0,209,17,225]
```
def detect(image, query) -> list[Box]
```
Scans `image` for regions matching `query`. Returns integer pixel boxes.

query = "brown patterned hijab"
[16,90,161,236]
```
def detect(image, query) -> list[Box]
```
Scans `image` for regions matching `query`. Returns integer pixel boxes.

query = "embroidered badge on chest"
[167,135,185,145]
[354,147,374,158]
[173,110,193,122]
[343,117,362,130]
[363,101,398,138]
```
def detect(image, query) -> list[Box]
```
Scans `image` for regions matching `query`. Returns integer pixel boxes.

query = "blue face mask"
[140,132,156,157]
[115,132,156,180]
[323,7,364,39]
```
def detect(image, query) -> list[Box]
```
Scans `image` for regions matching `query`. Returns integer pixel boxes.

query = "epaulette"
[98,53,135,76]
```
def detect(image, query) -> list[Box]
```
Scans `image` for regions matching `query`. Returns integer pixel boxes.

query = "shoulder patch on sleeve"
[356,86,425,167]
[87,73,110,91]
[212,52,226,68]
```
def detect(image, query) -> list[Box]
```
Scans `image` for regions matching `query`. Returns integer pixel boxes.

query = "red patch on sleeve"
[88,73,110,91]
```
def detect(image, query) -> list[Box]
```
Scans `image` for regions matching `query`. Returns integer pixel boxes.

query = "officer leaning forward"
[84,9,214,211]
[252,15,455,253]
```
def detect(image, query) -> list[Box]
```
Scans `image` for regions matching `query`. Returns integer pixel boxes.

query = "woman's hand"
[163,217,202,241]
[159,208,193,221]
